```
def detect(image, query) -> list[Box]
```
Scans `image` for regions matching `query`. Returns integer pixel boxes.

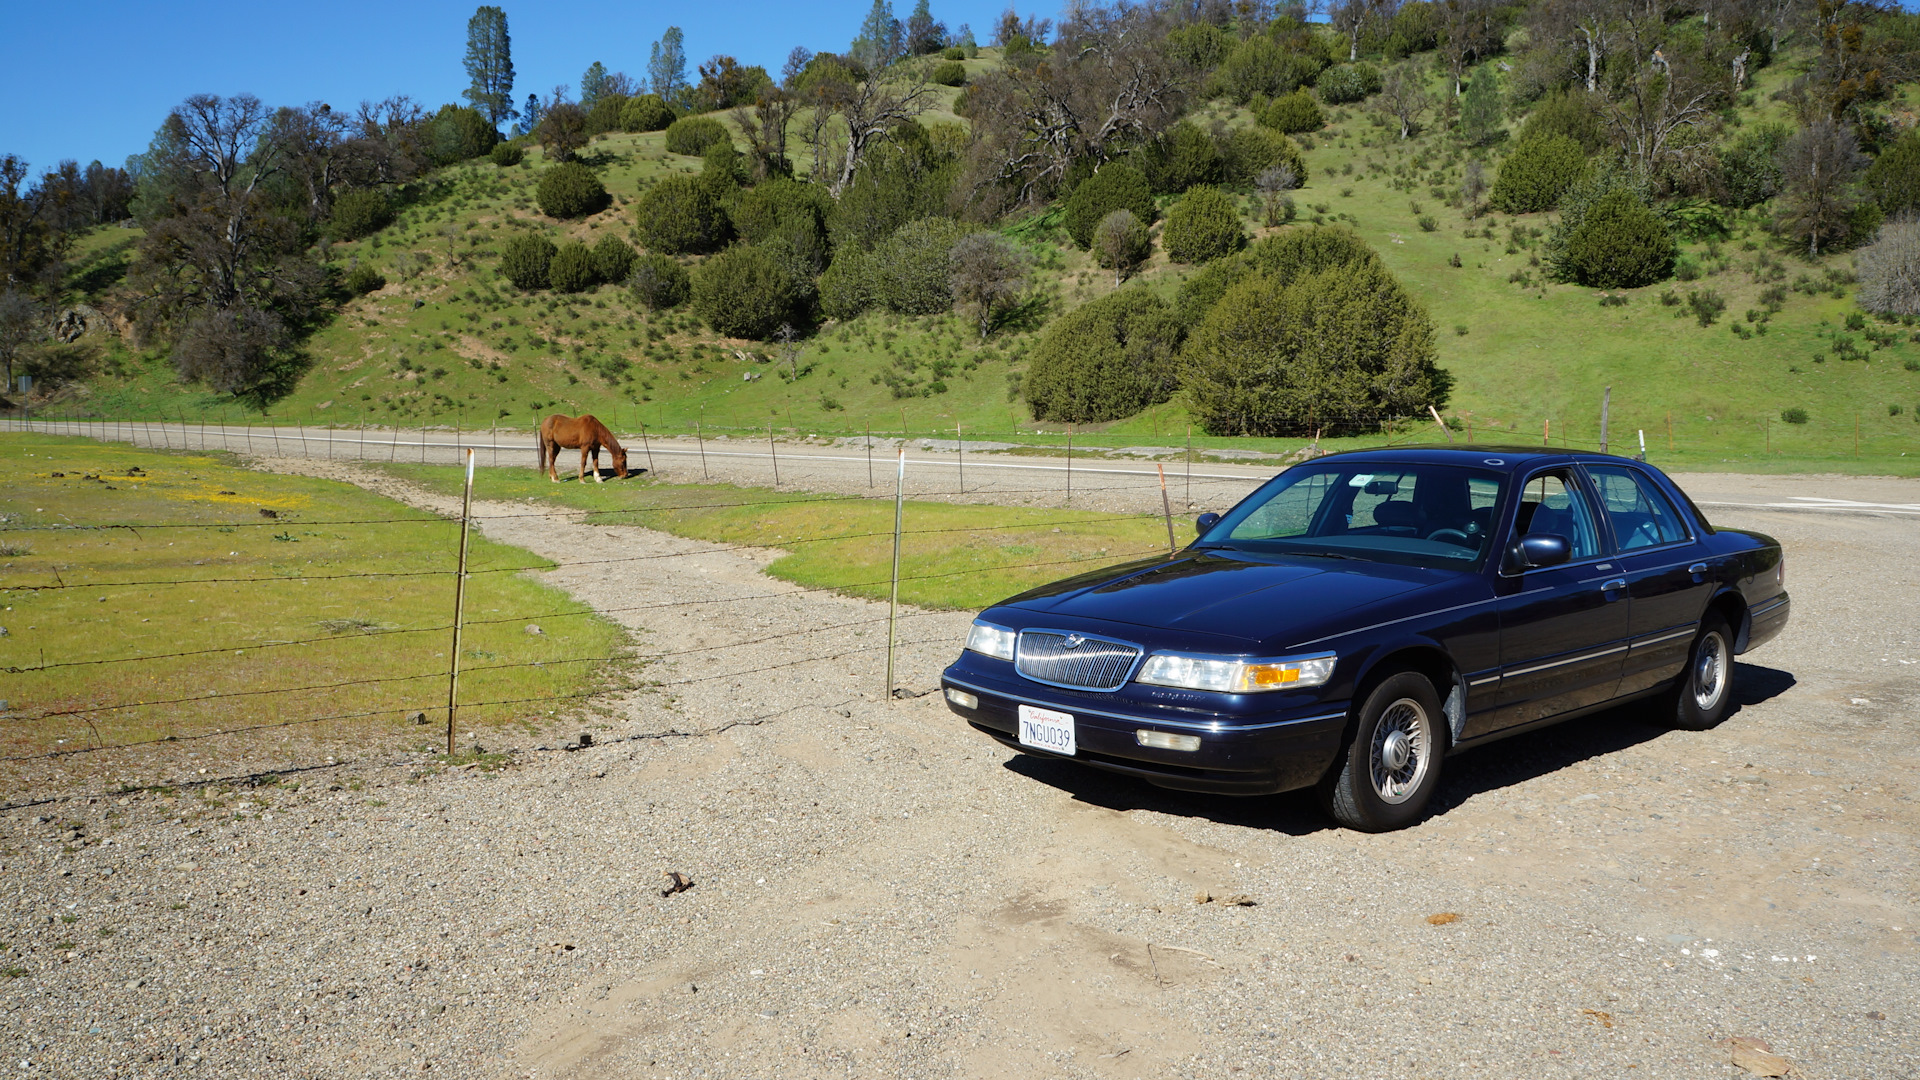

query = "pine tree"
[648,28,689,105]
[461,6,516,128]
[580,61,609,108]
[1457,66,1502,147]
[851,0,903,71]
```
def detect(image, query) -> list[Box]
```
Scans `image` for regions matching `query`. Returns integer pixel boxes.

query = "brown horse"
[537,414,629,483]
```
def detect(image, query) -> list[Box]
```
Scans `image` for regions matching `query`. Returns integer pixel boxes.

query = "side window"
[1231,472,1336,539]
[1514,471,1602,561]
[1587,466,1688,550]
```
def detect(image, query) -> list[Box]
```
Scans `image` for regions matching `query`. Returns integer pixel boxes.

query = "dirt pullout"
[2,460,1914,1079]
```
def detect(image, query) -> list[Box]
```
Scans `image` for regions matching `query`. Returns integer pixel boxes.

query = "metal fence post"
[446,449,476,755]
[1158,464,1177,557]
[886,448,906,702]
[768,419,779,488]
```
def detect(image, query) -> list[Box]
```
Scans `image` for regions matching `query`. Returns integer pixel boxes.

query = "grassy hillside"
[43,45,1920,474]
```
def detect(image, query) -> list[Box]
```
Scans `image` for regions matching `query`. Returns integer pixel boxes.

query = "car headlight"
[965,620,1016,661]
[1135,652,1336,693]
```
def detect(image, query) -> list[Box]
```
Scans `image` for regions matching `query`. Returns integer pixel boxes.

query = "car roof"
[1298,445,1664,474]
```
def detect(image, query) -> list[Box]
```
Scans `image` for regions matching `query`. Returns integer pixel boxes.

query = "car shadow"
[1000,754,1334,836]
[999,662,1797,833]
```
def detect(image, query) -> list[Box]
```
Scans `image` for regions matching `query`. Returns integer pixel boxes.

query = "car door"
[1584,463,1712,697]
[1468,468,1630,738]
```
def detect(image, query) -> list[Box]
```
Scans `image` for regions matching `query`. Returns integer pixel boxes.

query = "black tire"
[1319,670,1447,832]
[1670,613,1734,730]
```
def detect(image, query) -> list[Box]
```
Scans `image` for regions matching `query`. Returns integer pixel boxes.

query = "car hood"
[996,550,1442,648]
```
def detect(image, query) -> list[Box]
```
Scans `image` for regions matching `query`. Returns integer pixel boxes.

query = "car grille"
[1015,631,1141,691]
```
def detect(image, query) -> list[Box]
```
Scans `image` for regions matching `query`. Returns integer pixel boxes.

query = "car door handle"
[1688,562,1709,576]
[1601,578,1627,593]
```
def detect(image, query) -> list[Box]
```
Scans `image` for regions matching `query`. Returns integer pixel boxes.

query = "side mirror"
[1195,512,1221,536]
[1508,533,1572,572]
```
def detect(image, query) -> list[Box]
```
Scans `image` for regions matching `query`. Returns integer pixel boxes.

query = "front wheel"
[1320,671,1447,832]
[1670,613,1734,730]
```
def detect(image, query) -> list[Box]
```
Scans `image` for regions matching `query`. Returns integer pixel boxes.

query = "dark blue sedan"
[941,447,1790,831]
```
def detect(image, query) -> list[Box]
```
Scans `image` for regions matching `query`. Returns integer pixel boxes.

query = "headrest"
[1373,500,1420,529]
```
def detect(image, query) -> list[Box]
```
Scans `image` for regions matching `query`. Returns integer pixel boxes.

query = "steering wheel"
[1425,528,1474,547]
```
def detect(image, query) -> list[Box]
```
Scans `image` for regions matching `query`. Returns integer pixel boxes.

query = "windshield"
[1198,462,1506,570]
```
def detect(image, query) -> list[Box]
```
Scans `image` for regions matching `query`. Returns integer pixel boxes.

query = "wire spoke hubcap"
[1370,698,1430,804]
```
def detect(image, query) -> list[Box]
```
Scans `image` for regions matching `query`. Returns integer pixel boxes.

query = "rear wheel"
[1670,613,1734,730]
[1320,671,1447,832]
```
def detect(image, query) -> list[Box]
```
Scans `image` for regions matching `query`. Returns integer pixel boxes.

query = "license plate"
[1017,704,1076,756]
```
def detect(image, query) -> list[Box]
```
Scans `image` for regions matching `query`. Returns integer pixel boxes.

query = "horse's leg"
[547,438,561,483]
[592,443,605,482]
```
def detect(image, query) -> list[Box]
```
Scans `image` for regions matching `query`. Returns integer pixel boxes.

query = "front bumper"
[941,663,1350,796]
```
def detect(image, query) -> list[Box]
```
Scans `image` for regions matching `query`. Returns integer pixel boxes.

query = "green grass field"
[41,46,1920,476]
[384,462,1175,611]
[0,435,626,762]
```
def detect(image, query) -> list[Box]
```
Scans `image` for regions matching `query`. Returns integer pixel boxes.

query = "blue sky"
[0,0,1018,175]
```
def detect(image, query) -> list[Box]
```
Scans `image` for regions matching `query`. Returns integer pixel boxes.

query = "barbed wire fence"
[0,431,1211,811]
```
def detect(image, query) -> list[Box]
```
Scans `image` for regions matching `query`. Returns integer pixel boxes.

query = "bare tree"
[1856,216,1920,316]
[1255,163,1299,226]
[1438,0,1505,96]
[1461,158,1488,216]
[958,4,1192,212]
[1531,0,1620,93]
[1374,63,1431,139]
[1329,0,1393,62]
[949,232,1028,338]
[0,289,39,390]
[829,64,940,194]
[1598,14,1728,185]
[731,90,803,180]
[1092,209,1150,286]
[1776,118,1865,257]
[536,103,589,161]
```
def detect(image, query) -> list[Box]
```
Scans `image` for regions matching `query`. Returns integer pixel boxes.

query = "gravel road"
[1,441,1915,1079]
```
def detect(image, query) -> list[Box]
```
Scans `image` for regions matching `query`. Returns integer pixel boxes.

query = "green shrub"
[1866,128,1920,218]
[329,188,394,241]
[1025,288,1184,423]
[1560,190,1674,288]
[817,247,875,321]
[500,233,557,290]
[1686,288,1726,326]
[633,175,730,254]
[1181,260,1447,435]
[629,252,690,309]
[664,116,730,156]
[1719,124,1788,210]
[871,217,973,315]
[691,244,804,339]
[1092,210,1151,282]
[827,140,956,252]
[1261,90,1324,135]
[932,61,967,86]
[592,234,636,284]
[1167,22,1235,69]
[1142,121,1224,194]
[1163,186,1246,264]
[1515,90,1608,154]
[1488,134,1588,214]
[1176,226,1380,326]
[489,142,525,167]
[942,46,966,60]
[585,94,629,136]
[343,264,386,296]
[1781,406,1809,424]
[535,162,611,219]
[732,178,832,246]
[1213,37,1323,104]
[1317,63,1380,104]
[549,241,598,293]
[426,104,499,165]
[1221,127,1307,188]
[622,94,677,132]
[1064,163,1155,249]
